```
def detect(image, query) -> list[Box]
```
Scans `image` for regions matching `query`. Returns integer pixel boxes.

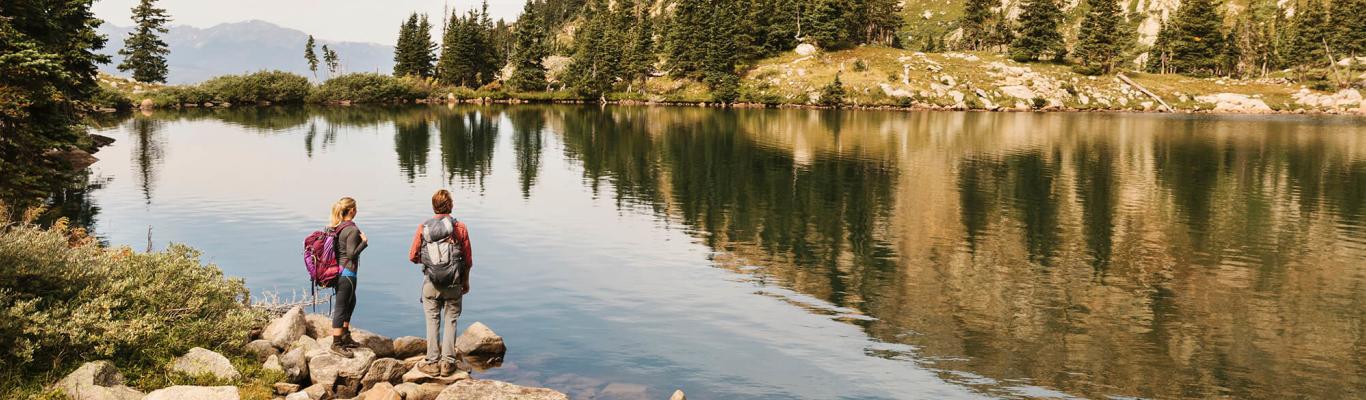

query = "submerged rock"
[456,322,506,356]
[434,379,569,400]
[53,361,144,400]
[142,386,238,400]
[265,306,308,348]
[170,347,241,381]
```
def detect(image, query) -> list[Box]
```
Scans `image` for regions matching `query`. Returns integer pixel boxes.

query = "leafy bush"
[853,59,868,72]
[150,85,214,106]
[819,74,846,107]
[309,73,431,103]
[200,71,312,104]
[89,84,132,110]
[0,205,265,387]
[708,73,740,104]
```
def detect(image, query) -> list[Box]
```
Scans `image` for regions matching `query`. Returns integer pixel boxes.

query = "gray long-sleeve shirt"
[337,224,367,274]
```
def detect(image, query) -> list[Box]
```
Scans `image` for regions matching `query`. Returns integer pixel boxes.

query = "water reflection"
[72,107,1366,399]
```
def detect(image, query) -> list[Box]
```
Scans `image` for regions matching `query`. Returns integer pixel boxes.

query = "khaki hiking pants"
[422,280,463,364]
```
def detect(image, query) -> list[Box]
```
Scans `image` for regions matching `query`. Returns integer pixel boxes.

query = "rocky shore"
[52,306,684,400]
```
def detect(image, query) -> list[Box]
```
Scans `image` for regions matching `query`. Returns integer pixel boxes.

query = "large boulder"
[362,382,403,400]
[351,329,396,358]
[361,358,407,391]
[402,366,469,385]
[308,348,376,386]
[280,347,310,384]
[434,379,569,400]
[394,383,447,400]
[170,347,241,381]
[305,313,333,339]
[291,335,322,355]
[795,43,818,56]
[142,386,239,400]
[244,339,279,362]
[392,336,427,359]
[53,361,144,400]
[455,322,506,356]
[1196,93,1272,114]
[265,306,308,348]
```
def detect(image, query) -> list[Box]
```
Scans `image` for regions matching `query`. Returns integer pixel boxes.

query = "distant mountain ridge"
[97,20,394,84]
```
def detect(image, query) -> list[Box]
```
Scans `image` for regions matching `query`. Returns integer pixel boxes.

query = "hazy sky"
[93,0,526,44]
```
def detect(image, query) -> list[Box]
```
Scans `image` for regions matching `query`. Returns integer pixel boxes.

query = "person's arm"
[456,222,473,293]
[408,225,424,264]
[338,226,365,269]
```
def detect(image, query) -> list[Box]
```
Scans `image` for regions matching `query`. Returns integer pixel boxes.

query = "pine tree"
[394,14,418,76]
[667,0,708,77]
[819,73,845,106]
[1288,0,1328,66]
[1149,20,1176,73]
[1218,27,1242,76]
[809,0,852,50]
[414,15,437,77]
[564,0,622,96]
[509,0,550,91]
[1168,0,1225,75]
[621,0,656,90]
[960,0,995,51]
[438,2,497,87]
[1074,0,1123,74]
[304,35,319,78]
[1010,0,1065,62]
[1328,0,1366,56]
[118,0,172,83]
[323,45,340,75]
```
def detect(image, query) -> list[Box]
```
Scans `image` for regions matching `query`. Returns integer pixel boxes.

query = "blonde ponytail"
[330,197,357,227]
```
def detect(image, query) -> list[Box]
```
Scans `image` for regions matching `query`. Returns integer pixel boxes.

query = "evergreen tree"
[323,45,340,75]
[990,10,1015,52]
[667,0,708,76]
[509,0,550,91]
[1074,0,1123,74]
[564,0,622,96]
[819,73,845,106]
[1218,27,1242,76]
[437,2,497,87]
[1328,0,1366,56]
[621,0,656,90]
[1288,0,1328,66]
[1167,0,1225,75]
[960,0,995,51]
[304,35,319,78]
[394,14,418,76]
[1010,0,1066,62]
[414,15,437,77]
[1,0,110,203]
[117,0,172,83]
[809,0,852,50]
[1148,20,1176,73]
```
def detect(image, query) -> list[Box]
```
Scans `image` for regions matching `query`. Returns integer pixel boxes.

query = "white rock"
[795,43,817,56]
[142,386,238,400]
[1196,93,1273,113]
[434,379,569,400]
[264,306,308,348]
[457,322,506,356]
[53,361,144,400]
[999,85,1036,100]
[170,347,241,381]
[671,389,687,400]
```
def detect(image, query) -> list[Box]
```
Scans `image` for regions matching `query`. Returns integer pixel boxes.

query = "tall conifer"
[1010,0,1065,62]
[1075,0,1123,74]
[304,35,319,78]
[509,0,550,91]
[118,0,172,83]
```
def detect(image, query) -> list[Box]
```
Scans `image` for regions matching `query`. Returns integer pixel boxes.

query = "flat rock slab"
[143,385,239,400]
[54,361,144,400]
[435,379,569,400]
[171,347,241,381]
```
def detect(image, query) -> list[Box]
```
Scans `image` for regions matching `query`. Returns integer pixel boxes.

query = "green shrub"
[200,71,312,104]
[310,73,431,103]
[150,85,214,106]
[819,74,846,107]
[89,84,132,110]
[853,59,868,72]
[708,74,740,104]
[0,206,265,391]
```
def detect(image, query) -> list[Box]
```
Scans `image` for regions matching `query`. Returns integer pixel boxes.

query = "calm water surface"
[71,106,1366,399]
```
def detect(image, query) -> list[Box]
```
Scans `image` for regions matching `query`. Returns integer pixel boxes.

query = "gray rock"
[285,391,311,400]
[361,382,402,400]
[53,361,144,400]
[351,329,395,358]
[291,335,322,355]
[434,379,569,400]
[245,339,280,363]
[301,383,331,400]
[265,306,308,349]
[305,313,333,339]
[393,383,446,400]
[263,354,284,373]
[401,366,469,385]
[142,386,239,400]
[361,358,406,391]
[455,322,506,356]
[392,336,427,359]
[309,348,376,386]
[170,347,241,381]
[671,389,687,400]
[280,347,310,384]
[274,382,301,395]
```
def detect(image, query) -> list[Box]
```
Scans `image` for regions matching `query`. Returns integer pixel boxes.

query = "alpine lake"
[61,105,1366,399]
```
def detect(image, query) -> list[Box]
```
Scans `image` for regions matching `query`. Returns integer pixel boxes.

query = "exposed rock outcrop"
[1196,93,1273,114]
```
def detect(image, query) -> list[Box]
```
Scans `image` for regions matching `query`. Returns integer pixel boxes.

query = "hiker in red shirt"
[408,189,473,377]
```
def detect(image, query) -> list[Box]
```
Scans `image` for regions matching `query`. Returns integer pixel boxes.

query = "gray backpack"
[420,216,464,288]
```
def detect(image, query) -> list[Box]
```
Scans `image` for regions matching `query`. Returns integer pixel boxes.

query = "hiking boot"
[339,330,361,349]
[439,359,457,377]
[330,340,354,358]
[417,360,441,376]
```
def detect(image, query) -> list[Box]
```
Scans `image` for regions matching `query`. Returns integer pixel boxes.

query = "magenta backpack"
[303,221,353,292]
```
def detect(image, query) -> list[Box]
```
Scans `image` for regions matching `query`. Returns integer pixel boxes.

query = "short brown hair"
[432,190,452,214]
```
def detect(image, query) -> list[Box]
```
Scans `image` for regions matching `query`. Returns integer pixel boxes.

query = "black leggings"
[332,275,357,329]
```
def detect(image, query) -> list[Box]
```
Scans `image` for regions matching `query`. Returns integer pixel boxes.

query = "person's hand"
[462,282,470,295]
[359,232,368,243]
